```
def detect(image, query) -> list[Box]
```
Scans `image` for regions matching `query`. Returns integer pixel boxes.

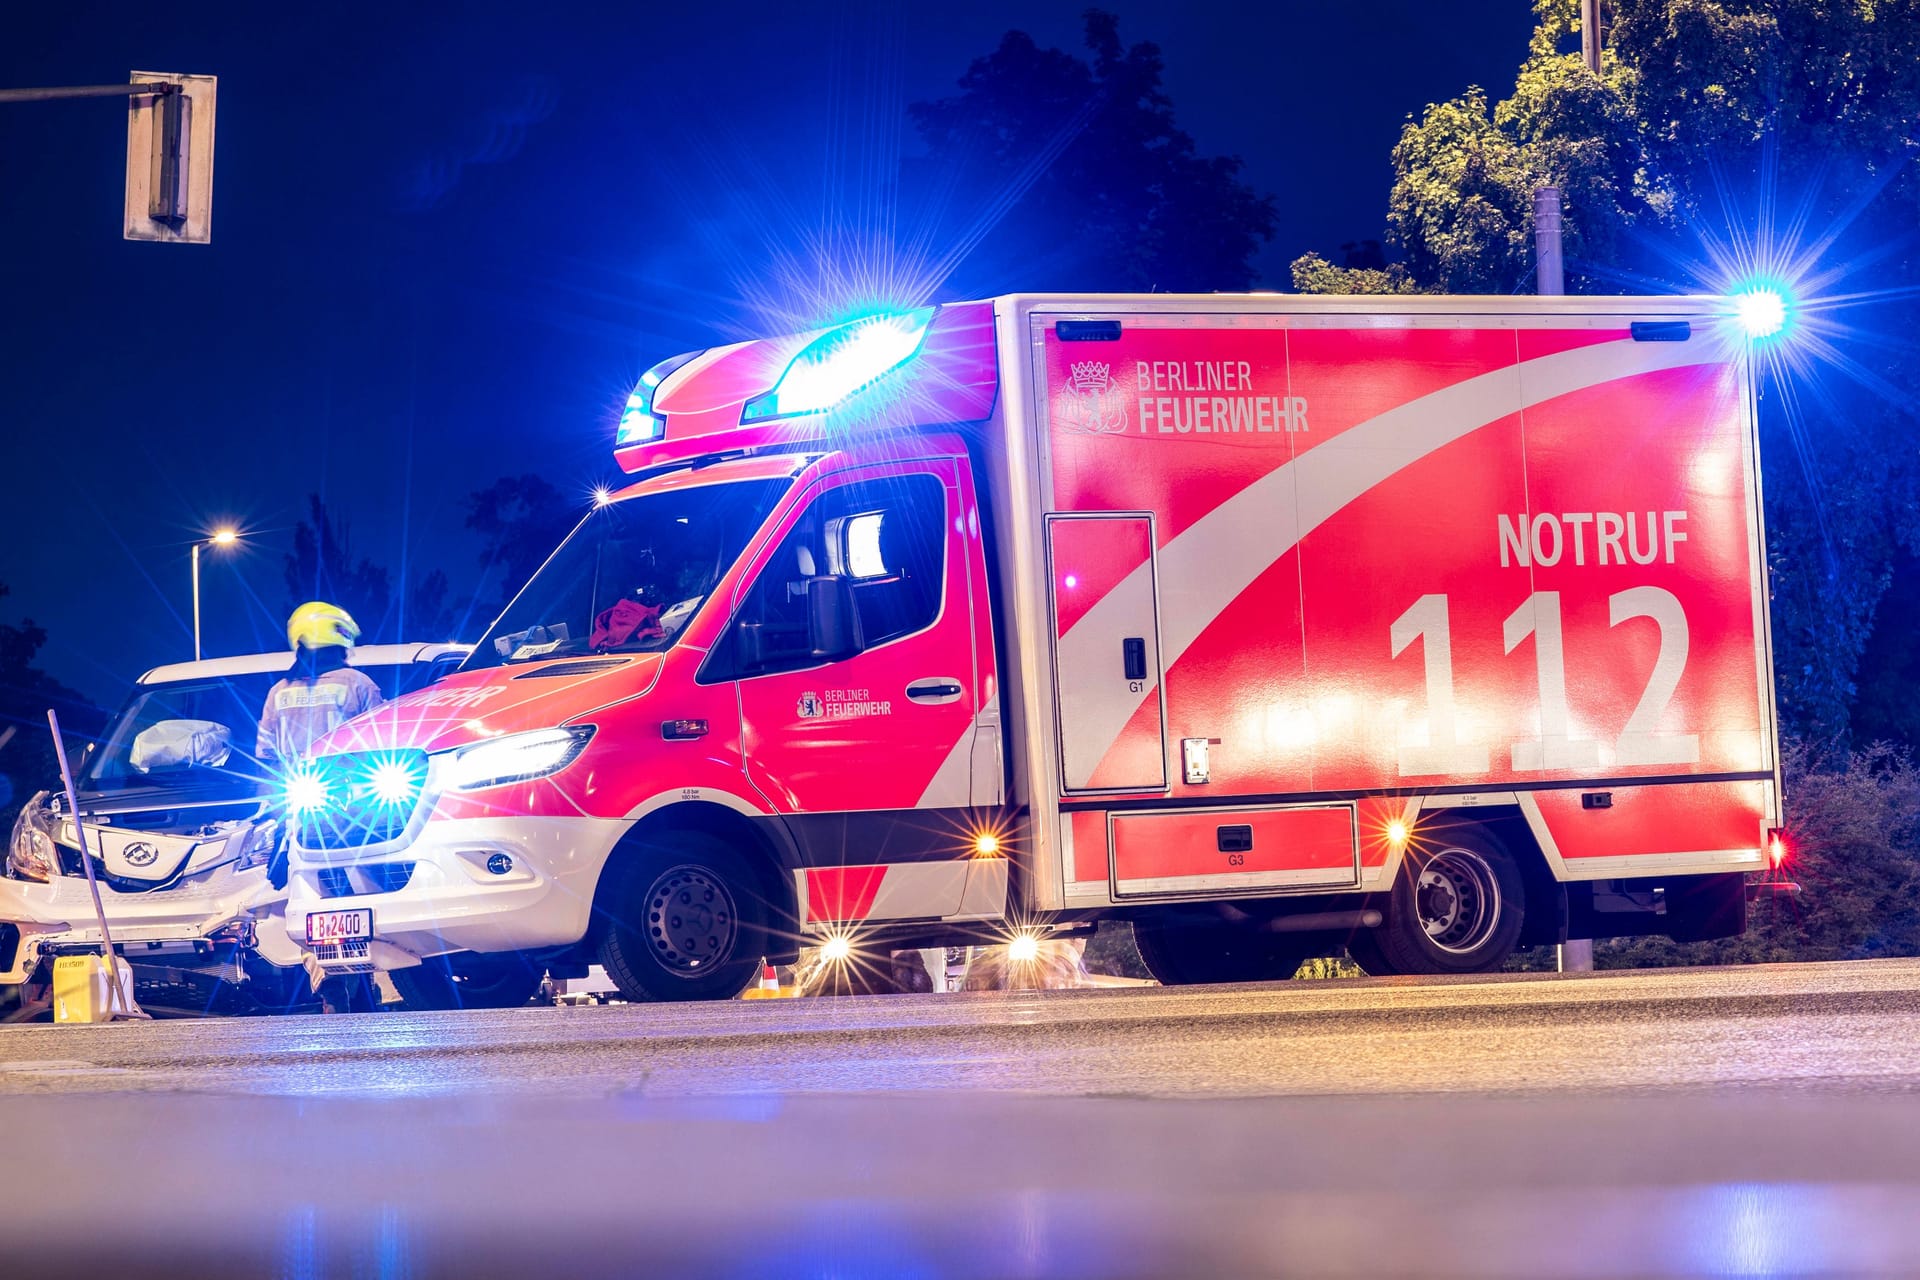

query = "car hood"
[311,654,663,758]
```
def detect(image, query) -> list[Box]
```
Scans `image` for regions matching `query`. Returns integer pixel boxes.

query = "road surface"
[7,959,1920,1277]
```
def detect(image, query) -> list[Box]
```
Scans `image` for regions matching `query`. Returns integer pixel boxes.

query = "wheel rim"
[643,864,739,975]
[1414,847,1501,955]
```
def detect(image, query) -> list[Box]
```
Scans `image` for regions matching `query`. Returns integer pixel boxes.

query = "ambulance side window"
[735,474,945,676]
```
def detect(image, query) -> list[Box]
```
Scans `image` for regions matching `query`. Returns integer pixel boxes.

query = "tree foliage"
[464,474,580,626]
[1302,0,1920,745]
[0,584,104,832]
[283,496,394,643]
[911,10,1277,295]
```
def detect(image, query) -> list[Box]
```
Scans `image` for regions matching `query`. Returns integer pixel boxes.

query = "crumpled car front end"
[1,789,313,1016]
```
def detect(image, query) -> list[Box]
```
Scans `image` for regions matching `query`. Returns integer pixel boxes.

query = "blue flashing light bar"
[742,307,935,423]
[617,350,701,447]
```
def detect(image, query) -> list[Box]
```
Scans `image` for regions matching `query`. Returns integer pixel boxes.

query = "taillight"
[1766,827,1791,868]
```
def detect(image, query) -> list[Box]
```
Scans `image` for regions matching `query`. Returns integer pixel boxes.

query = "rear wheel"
[596,834,768,1002]
[1132,919,1314,986]
[391,951,544,1011]
[1349,830,1524,975]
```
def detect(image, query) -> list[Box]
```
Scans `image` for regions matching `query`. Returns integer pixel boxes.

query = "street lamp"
[192,528,239,661]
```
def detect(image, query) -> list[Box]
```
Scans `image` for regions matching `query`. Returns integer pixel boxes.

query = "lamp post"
[192,528,239,661]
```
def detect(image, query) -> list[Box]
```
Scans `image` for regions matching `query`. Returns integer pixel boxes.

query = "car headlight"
[233,817,281,873]
[7,793,56,882]
[444,727,595,792]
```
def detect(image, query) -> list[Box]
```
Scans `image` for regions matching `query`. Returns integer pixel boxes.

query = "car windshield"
[80,662,442,793]
[467,478,790,670]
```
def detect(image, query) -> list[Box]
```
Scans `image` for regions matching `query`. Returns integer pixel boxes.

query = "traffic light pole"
[0,82,178,103]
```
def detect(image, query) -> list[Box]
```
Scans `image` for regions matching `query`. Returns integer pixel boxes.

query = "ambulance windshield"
[468,477,790,670]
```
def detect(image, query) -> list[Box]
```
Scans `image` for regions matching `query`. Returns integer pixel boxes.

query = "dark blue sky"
[0,1,1531,706]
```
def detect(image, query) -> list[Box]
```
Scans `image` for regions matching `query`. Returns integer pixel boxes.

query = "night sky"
[0,1,1530,708]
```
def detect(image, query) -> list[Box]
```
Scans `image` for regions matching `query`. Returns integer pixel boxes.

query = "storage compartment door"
[1047,514,1167,793]
[1111,805,1361,898]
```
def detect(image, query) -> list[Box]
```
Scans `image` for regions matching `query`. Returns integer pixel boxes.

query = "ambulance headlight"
[7,795,56,882]
[617,350,701,447]
[742,307,934,422]
[284,766,333,816]
[445,726,596,792]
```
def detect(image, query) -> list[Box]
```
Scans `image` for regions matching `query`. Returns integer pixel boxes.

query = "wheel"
[391,951,544,1011]
[1344,926,1396,977]
[318,974,383,1013]
[1132,919,1313,986]
[596,834,768,1002]
[1353,829,1525,975]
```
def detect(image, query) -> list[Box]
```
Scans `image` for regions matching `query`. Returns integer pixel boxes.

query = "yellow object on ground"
[51,955,136,1024]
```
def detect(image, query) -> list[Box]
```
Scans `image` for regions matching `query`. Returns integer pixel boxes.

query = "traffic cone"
[743,961,783,999]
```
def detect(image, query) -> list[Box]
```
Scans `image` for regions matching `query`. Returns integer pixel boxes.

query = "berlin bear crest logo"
[796,692,825,719]
[1058,360,1128,435]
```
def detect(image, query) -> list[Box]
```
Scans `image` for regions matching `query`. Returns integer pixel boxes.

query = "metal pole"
[1534,187,1565,297]
[1534,183,1592,973]
[0,82,177,104]
[1581,0,1603,74]
[48,710,145,1018]
[192,541,202,661]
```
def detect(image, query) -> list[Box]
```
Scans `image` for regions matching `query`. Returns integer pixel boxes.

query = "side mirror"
[736,620,771,672]
[807,575,862,661]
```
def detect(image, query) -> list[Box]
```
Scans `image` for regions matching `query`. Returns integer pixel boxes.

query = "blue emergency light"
[1732,280,1791,340]
[742,307,934,422]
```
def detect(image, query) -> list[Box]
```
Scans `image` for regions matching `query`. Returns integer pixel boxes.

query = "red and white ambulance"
[288,293,1782,1002]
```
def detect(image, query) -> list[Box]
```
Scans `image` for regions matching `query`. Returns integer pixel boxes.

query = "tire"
[1352,829,1525,975]
[1132,919,1313,986]
[391,951,544,1011]
[1343,926,1396,977]
[317,974,383,1014]
[596,833,768,1002]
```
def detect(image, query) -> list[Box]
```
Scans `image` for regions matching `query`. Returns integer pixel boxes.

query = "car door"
[727,459,979,818]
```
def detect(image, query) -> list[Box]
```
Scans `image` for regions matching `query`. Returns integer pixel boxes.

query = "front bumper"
[0,862,301,986]
[287,815,627,974]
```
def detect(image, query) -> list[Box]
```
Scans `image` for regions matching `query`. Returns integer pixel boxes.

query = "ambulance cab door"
[1046,513,1169,793]
[727,460,982,817]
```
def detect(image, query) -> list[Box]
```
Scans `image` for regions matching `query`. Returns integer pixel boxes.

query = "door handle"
[905,678,964,704]
[1123,637,1147,682]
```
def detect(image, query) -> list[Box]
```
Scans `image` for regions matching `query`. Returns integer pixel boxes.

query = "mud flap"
[1663,872,1747,943]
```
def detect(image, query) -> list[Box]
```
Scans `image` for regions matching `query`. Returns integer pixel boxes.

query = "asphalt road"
[8,960,1920,1277]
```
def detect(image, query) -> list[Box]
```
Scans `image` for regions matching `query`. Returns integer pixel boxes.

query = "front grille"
[315,862,416,898]
[364,862,416,893]
[294,750,430,850]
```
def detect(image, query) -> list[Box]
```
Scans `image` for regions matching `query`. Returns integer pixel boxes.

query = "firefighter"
[258,602,383,766]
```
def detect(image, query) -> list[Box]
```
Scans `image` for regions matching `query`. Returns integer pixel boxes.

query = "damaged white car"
[0,643,468,1017]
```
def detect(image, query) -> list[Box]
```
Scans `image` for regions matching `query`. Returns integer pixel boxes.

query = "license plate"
[306,909,372,944]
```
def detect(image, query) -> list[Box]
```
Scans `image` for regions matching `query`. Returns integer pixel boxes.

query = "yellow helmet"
[287,601,361,652]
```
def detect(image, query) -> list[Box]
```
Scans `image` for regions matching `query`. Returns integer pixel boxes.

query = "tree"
[1301,0,1920,745]
[910,10,1277,295]
[0,584,105,832]
[464,475,581,626]
[283,495,394,643]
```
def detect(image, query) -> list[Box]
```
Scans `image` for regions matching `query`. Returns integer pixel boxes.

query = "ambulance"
[288,293,1784,1001]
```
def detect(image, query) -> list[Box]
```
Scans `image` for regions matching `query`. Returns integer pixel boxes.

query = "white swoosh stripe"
[1054,337,1725,779]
